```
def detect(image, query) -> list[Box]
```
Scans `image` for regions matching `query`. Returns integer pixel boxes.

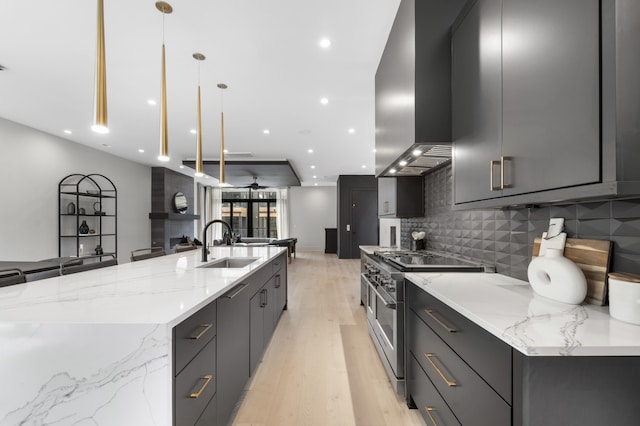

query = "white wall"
[288,186,337,251]
[0,118,151,263]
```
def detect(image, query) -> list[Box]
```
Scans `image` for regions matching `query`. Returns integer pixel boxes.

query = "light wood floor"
[233,251,425,426]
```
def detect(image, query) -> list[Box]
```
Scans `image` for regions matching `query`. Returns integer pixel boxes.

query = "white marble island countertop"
[406,272,640,357]
[0,245,285,326]
[0,246,285,425]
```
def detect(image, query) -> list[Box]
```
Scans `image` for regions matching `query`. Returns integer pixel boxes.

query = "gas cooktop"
[373,250,491,272]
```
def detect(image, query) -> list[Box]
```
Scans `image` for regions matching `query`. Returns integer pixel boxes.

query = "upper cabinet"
[453,0,640,208]
[378,177,424,218]
[375,0,467,177]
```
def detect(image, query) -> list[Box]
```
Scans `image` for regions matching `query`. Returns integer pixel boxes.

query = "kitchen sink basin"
[199,257,260,269]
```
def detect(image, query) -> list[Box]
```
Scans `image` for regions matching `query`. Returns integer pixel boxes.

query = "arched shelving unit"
[58,173,117,258]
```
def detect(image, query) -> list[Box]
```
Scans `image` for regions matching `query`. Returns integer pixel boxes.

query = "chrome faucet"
[202,219,233,262]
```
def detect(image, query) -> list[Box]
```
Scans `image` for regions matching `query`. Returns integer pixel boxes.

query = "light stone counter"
[0,246,286,425]
[406,272,640,357]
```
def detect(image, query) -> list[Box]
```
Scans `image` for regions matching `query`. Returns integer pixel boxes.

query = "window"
[221,190,277,238]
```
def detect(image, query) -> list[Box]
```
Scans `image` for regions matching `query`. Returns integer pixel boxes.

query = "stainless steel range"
[361,249,492,396]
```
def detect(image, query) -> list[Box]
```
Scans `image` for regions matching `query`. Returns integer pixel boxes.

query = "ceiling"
[0,0,401,187]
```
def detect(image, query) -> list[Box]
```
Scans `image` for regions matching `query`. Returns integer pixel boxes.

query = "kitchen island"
[0,246,287,426]
[405,272,640,425]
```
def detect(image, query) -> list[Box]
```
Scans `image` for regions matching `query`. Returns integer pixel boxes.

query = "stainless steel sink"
[199,257,260,269]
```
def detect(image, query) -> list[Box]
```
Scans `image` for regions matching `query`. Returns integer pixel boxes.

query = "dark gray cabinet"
[451,0,502,204]
[216,282,252,425]
[173,301,217,426]
[453,0,600,205]
[406,279,640,426]
[215,253,287,426]
[453,0,640,208]
[378,177,424,218]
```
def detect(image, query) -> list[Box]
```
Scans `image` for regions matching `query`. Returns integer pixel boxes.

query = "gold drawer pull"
[425,407,438,426]
[490,160,501,191]
[501,156,512,189]
[189,323,213,340]
[189,374,213,398]
[425,309,457,333]
[425,354,457,387]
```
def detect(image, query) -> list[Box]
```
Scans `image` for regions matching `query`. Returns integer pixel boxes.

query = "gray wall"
[0,117,151,264]
[289,186,337,251]
[402,164,640,281]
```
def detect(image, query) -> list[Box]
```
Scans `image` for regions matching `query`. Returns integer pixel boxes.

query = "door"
[350,189,378,258]
[452,0,503,204]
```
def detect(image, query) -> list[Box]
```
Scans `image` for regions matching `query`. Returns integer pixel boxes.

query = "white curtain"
[275,188,289,239]
[202,186,224,244]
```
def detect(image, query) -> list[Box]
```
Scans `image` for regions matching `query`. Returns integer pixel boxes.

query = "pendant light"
[156,1,173,162]
[217,83,228,185]
[193,53,205,177]
[91,0,108,134]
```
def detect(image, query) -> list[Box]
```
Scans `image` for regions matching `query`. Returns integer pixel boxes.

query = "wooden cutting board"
[532,237,612,306]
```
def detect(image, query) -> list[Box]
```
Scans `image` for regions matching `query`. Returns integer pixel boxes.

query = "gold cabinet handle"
[189,374,213,398]
[490,160,501,191]
[189,323,213,340]
[425,407,438,426]
[425,354,457,387]
[425,309,457,333]
[501,156,512,189]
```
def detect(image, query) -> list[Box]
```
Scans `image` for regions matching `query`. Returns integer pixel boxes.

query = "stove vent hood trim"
[378,143,452,177]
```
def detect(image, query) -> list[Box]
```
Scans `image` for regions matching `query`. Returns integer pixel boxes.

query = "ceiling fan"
[243,176,268,190]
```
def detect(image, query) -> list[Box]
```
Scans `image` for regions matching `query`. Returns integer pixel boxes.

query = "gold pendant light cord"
[156,2,172,161]
[218,83,227,185]
[194,53,205,177]
[92,0,108,133]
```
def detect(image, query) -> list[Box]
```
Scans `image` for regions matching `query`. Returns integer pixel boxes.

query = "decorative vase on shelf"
[527,248,587,304]
[67,202,76,214]
[79,220,90,235]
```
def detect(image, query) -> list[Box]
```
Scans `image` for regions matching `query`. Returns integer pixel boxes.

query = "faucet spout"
[202,219,233,262]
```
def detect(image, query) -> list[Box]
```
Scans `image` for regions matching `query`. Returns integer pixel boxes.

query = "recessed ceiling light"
[190,129,197,134]
[63,130,72,134]
[263,129,270,134]
[372,148,377,153]
[311,165,316,169]
[362,165,367,169]
[399,160,408,166]
[138,149,145,153]
[320,97,329,105]
[314,183,318,186]
[319,38,331,49]
[413,149,423,156]
[308,149,314,154]
[348,128,356,134]
[179,165,185,169]
[313,175,317,179]
[147,99,157,106]
[223,149,229,153]
[389,168,397,174]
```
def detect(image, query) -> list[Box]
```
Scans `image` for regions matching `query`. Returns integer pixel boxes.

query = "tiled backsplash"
[401,164,640,281]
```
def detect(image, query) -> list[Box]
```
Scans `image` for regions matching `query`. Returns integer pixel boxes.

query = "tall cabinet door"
[501,0,600,195]
[452,0,503,204]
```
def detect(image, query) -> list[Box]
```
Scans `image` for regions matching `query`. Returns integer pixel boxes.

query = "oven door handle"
[363,274,397,310]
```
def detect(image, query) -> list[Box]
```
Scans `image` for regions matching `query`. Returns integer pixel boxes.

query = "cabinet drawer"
[408,352,461,426]
[272,253,285,276]
[408,311,510,426]
[195,392,216,426]
[174,301,217,375]
[407,281,511,402]
[175,336,216,426]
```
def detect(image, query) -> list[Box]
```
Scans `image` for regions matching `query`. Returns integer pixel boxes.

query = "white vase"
[527,248,587,305]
